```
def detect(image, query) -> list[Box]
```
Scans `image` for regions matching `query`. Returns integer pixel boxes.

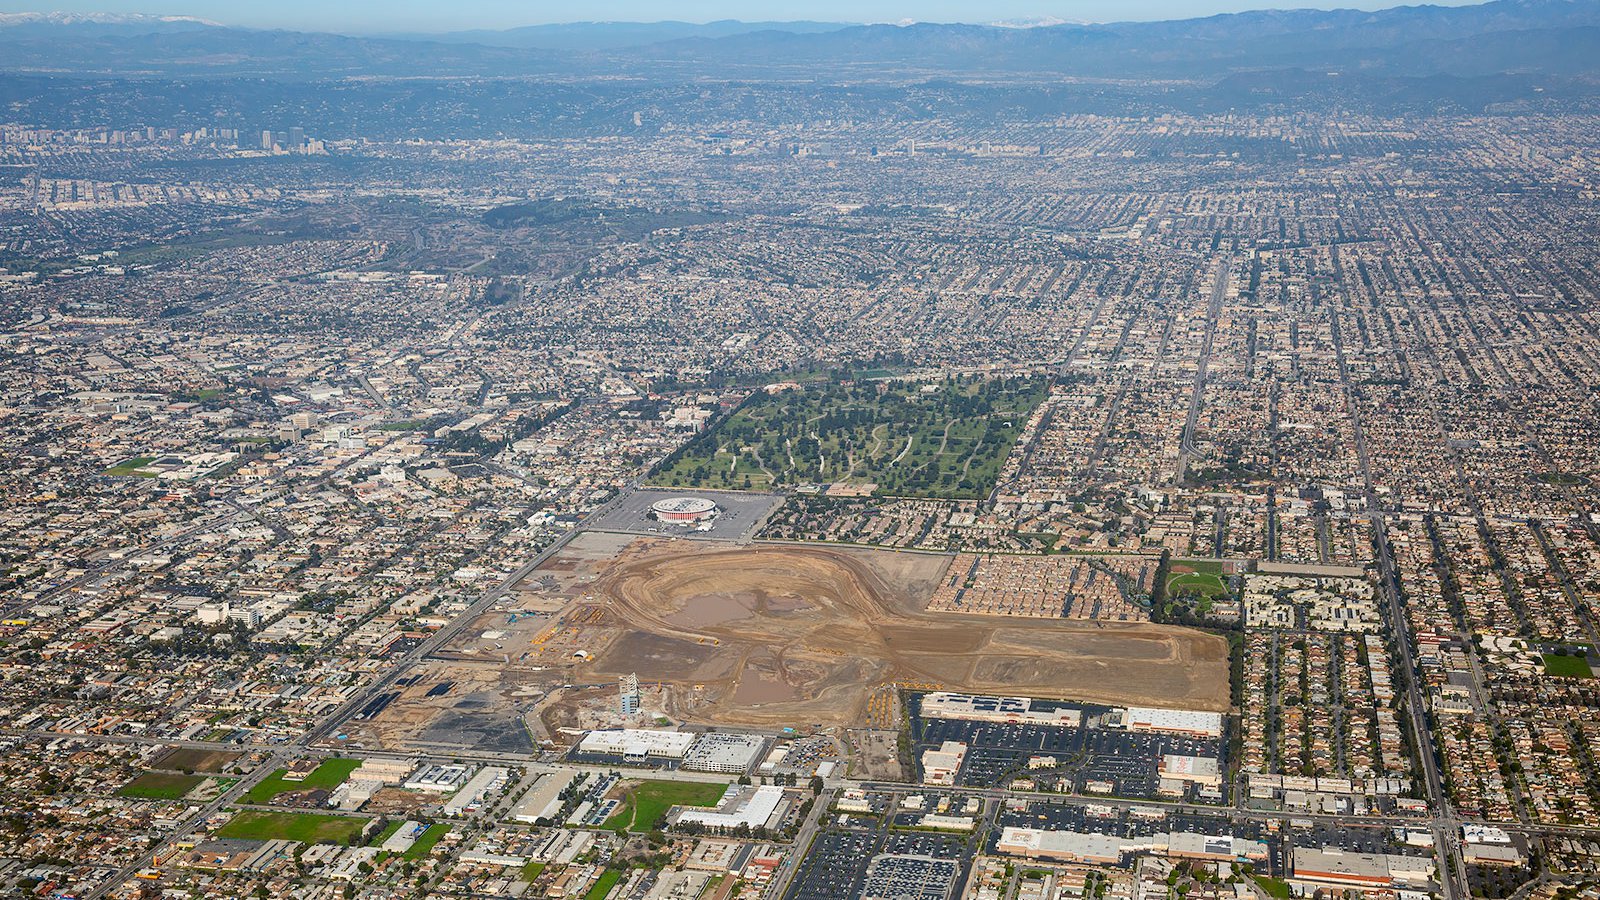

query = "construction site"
[342,532,1230,756]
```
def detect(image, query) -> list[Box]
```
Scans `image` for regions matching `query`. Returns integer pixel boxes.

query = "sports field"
[1166,560,1230,598]
[103,456,156,477]
[1543,653,1595,679]
[650,374,1048,499]
[1167,572,1228,597]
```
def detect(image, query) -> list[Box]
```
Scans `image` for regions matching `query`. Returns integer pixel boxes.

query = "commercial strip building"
[1289,847,1435,893]
[996,828,1269,867]
[1112,706,1225,738]
[919,692,1084,727]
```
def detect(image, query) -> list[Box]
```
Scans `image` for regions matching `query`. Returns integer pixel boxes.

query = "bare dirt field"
[579,540,1229,728]
[340,658,545,754]
[151,747,244,774]
[347,533,1229,750]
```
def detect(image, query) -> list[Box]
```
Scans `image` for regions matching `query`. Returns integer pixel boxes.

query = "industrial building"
[404,763,472,792]
[919,692,1083,727]
[576,728,697,761]
[379,821,427,854]
[682,733,767,774]
[672,785,787,831]
[355,757,418,784]
[443,766,509,817]
[512,771,577,824]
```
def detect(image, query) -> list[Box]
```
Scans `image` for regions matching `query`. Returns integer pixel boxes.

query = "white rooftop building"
[1115,706,1224,738]
[673,785,786,831]
[683,733,767,774]
[577,729,697,760]
[443,766,509,817]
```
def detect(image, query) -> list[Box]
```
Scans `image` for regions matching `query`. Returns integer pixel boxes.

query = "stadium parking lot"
[582,487,784,542]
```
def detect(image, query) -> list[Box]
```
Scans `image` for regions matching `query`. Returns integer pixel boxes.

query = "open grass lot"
[103,456,156,477]
[243,758,362,804]
[1167,572,1229,598]
[650,374,1049,499]
[584,870,623,900]
[402,823,450,860]
[216,810,367,845]
[152,746,243,774]
[602,780,727,832]
[368,820,405,846]
[1253,876,1292,899]
[1543,653,1595,679]
[1171,559,1225,575]
[117,771,203,800]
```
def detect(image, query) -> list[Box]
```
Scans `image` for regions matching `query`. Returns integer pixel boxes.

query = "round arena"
[650,496,719,525]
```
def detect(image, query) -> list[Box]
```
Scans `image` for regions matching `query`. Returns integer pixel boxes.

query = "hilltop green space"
[651,374,1049,499]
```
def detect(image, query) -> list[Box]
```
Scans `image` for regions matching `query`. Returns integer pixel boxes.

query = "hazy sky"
[5,0,1488,32]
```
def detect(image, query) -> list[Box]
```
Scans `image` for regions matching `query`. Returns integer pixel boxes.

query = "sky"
[3,0,1489,32]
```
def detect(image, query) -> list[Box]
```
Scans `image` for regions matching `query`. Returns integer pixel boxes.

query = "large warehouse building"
[576,728,697,761]
[920,692,1084,728]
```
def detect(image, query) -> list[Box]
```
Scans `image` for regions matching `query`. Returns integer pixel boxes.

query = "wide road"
[1174,257,1230,486]
[1324,261,1460,900]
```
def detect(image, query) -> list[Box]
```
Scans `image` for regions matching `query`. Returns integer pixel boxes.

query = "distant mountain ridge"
[0,0,1597,79]
[0,11,217,36]
[402,19,851,51]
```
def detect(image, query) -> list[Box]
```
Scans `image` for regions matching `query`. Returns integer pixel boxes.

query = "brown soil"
[584,541,1228,727]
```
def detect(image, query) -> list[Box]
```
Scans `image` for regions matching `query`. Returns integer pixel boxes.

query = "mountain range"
[0,0,1597,79]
